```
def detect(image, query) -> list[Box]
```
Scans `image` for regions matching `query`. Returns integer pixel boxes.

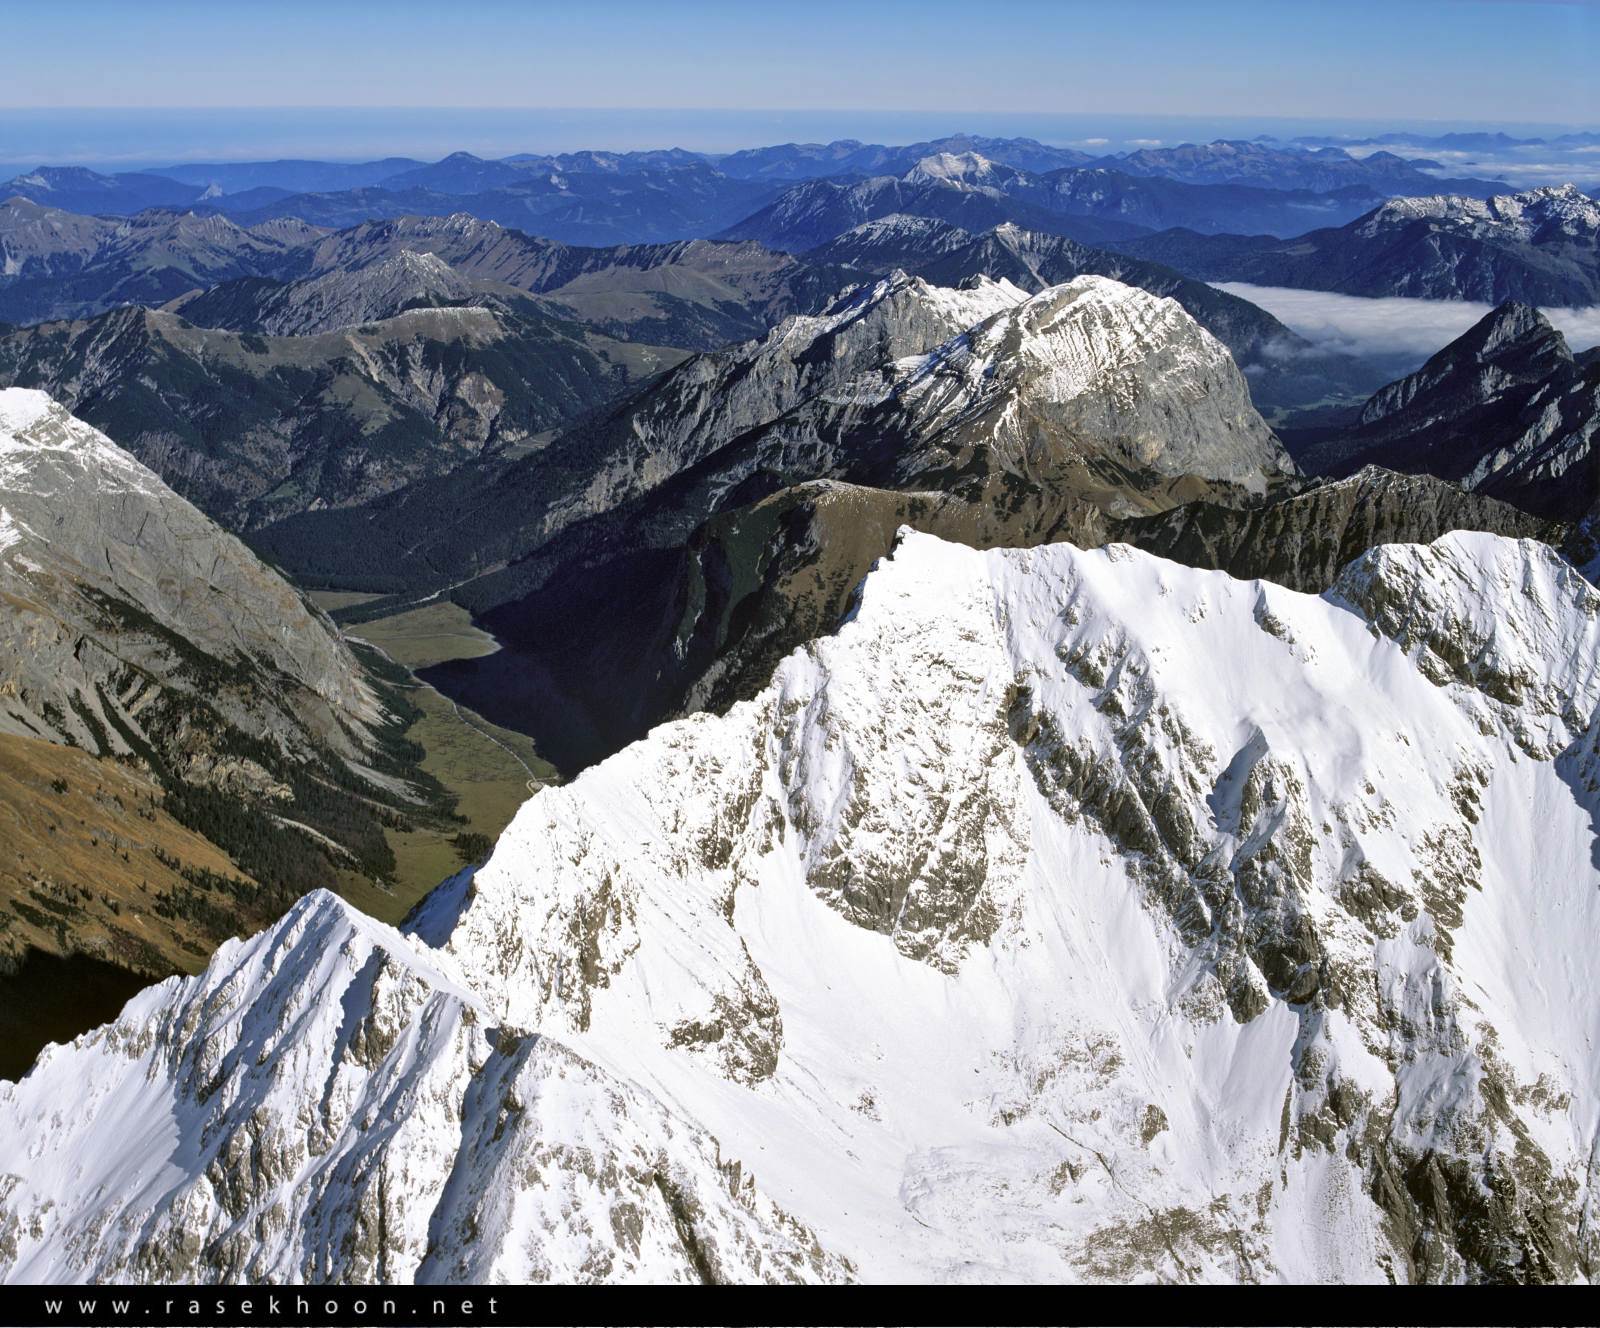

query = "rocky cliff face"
[246,268,1041,597]
[1304,302,1600,521]
[501,269,1033,532]
[873,275,1293,491]
[0,303,670,526]
[0,389,376,753]
[5,528,1598,1282]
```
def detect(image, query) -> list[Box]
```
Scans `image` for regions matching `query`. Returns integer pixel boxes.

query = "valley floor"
[309,593,558,923]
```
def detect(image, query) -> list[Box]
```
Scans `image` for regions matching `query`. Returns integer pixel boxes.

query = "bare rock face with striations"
[0,389,418,1012]
[0,388,377,755]
[880,275,1294,491]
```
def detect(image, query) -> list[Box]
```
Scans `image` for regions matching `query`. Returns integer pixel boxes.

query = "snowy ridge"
[3,527,1598,1282]
[1359,183,1600,241]
[0,386,166,498]
[0,890,843,1283]
[762,268,1026,358]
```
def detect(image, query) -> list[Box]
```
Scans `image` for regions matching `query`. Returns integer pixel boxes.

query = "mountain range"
[1116,184,1600,304]
[0,135,1512,251]
[254,276,1379,772]
[6,121,1600,1289]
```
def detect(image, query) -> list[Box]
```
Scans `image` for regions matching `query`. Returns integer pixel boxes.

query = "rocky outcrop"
[1301,302,1600,521]
[1114,466,1560,591]
[0,893,846,1283]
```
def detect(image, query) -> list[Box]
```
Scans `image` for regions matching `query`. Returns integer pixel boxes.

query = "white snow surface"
[3,528,1599,1283]
[0,507,23,555]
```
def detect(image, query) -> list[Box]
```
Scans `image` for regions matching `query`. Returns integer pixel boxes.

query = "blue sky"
[0,1,1593,166]
[4,1,1594,125]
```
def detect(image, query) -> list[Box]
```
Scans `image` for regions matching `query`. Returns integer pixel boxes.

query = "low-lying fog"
[1220,283,1600,378]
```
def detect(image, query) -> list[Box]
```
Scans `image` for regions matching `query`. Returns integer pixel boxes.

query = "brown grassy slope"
[0,731,252,979]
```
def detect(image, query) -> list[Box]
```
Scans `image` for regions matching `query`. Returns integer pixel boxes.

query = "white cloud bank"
[1218,283,1600,364]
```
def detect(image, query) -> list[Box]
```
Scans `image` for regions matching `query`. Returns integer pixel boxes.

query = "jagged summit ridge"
[4,527,1598,1282]
[1356,299,1570,428]
[1360,182,1600,240]
[0,887,844,1283]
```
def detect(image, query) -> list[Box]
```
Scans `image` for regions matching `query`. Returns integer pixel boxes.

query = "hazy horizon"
[2,106,1598,174]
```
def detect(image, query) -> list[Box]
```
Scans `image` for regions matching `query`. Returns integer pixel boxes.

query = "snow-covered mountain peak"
[890,275,1293,487]
[913,274,1223,392]
[902,150,1003,188]
[0,880,848,1283]
[3,525,1600,1280]
[1360,183,1600,240]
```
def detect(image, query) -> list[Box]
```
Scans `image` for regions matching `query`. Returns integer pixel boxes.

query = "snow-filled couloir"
[3,528,1599,1283]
